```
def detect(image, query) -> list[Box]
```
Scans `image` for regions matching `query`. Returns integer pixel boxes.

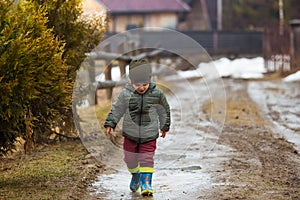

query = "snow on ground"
[160,57,266,81]
[283,70,300,82]
[212,57,266,79]
[95,57,300,82]
[179,57,266,80]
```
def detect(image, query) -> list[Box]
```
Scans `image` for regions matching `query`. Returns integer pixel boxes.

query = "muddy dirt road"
[205,79,300,200]
[81,79,300,200]
[249,81,300,152]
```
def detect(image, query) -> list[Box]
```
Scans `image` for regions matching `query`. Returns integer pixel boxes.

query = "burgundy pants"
[123,138,156,172]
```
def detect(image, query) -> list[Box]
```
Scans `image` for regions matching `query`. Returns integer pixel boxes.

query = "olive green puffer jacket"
[104,82,171,143]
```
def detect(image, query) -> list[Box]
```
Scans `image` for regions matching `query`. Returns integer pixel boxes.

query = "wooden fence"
[88,30,263,103]
[83,27,300,104]
[263,26,291,73]
[85,44,163,102]
[263,22,300,74]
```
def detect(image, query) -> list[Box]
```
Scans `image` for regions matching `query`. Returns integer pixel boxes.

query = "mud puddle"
[88,78,231,199]
[248,81,300,152]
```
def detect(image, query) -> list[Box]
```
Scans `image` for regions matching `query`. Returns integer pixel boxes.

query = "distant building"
[97,0,190,32]
[82,0,219,32]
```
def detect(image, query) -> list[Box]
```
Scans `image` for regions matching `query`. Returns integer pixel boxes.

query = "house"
[82,0,220,32]
[97,0,191,32]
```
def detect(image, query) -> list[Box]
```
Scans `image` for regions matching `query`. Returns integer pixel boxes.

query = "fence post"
[118,42,127,77]
[104,64,113,99]
[102,43,113,99]
[118,60,127,78]
[87,58,97,105]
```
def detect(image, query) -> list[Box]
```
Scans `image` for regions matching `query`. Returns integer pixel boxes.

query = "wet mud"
[84,79,300,200]
[205,80,300,200]
[248,81,300,152]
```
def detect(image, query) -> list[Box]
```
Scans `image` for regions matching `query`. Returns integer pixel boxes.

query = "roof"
[98,0,190,14]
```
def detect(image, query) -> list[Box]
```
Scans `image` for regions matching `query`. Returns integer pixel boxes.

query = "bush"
[0,1,70,155]
[33,0,106,74]
[31,0,107,142]
[0,0,106,155]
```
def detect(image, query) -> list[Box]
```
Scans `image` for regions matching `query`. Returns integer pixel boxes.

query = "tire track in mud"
[206,80,300,200]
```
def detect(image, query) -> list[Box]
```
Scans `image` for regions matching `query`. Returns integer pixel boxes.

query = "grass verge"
[0,141,102,200]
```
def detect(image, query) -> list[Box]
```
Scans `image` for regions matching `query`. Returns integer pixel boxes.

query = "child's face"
[132,82,150,94]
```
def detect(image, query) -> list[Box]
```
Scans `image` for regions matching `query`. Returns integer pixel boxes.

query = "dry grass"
[203,98,268,127]
[0,141,95,200]
[94,98,112,127]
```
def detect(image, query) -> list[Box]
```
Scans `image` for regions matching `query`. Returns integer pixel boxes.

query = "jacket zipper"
[138,94,144,143]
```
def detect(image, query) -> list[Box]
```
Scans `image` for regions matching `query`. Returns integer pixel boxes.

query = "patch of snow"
[283,70,300,82]
[95,65,129,82]
[199,57,266,79]
[95,57,300,82]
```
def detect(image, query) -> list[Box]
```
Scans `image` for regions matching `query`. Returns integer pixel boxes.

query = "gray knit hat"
[129,59,152,84]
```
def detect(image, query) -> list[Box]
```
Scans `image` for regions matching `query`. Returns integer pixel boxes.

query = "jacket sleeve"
[157,91,171,131]
[104,90,126,129]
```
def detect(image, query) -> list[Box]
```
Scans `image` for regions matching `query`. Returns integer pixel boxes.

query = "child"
[104,59,171,196]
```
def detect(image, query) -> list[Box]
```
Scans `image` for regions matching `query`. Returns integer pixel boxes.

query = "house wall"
[108,13,178,32]
[159,13,177,29]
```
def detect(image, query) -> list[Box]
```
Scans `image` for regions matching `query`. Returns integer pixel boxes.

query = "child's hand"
[105,126,113,135]
[160,130,168,138]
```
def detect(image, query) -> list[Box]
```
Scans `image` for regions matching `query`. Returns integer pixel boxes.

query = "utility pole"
[217,0,222,30]
[279,0,284,35]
